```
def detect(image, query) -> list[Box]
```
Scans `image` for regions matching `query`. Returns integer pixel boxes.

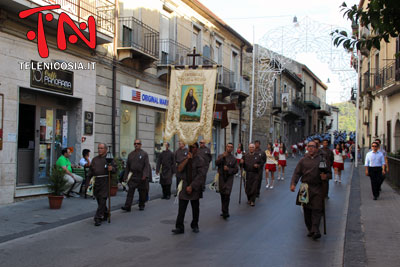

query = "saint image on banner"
[180,85,203,122]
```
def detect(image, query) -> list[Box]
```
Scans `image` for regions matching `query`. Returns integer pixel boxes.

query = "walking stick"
[323,199,326,235]
[239,170,242,204]
[108,170,111,223]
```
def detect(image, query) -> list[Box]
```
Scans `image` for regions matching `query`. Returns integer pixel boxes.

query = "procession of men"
[82,131,347,244]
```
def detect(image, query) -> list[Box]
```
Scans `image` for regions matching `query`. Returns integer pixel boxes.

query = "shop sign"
[30,61,73,95]
[84,111,93,135]
[121,85,168,109]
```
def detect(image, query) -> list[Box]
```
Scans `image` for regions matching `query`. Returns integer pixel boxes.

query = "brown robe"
[156,149,175,185]
[174,147,189,180]
[179,153,206,201]
[216,153,238,195]
[291,153,332,210]
[123,148,150,189]
[88,155,116,198]
[243,152,263,201]
[255,147,266,179]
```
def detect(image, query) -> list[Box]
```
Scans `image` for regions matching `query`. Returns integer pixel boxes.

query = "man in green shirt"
[56,148,83,197]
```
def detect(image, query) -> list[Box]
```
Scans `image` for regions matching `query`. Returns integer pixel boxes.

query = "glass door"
[36,107,68,185]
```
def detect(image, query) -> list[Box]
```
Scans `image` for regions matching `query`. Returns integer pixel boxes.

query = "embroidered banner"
[164,66,217,144]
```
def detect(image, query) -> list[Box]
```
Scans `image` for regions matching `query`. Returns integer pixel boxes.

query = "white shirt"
[365,151,385,167]
[333,149,345,163]
[278,151,286,161]
[79,157,91,167]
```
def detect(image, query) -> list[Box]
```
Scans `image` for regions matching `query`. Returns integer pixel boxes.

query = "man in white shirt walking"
[365,141,386,200]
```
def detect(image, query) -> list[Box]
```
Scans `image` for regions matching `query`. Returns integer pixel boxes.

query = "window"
[120,103,137,160]
[122,26,132,47]
[232,50,239,86]
[375,115,379,137]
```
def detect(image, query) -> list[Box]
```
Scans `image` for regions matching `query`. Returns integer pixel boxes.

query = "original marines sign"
[30,61,74,95]
[120,85,168,109]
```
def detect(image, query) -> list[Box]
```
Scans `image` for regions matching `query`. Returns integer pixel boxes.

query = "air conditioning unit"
[233,81,239,90]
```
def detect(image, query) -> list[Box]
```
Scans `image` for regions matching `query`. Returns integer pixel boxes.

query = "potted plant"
[110,157,124,196]
[47,167,68,209]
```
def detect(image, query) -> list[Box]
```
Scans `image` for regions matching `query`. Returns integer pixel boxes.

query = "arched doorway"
[395,120,400,153]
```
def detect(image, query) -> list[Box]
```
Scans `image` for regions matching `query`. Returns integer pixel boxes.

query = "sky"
[199,0,359,104]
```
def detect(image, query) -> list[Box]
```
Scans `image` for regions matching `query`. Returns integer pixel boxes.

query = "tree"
[332,0,400,51]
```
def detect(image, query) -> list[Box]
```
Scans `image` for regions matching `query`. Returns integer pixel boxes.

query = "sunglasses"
[372,145,377,147]
[134,143,141,145]
[307,145,316,148]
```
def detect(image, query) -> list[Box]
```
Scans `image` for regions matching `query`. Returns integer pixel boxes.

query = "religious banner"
[164,66,217,144]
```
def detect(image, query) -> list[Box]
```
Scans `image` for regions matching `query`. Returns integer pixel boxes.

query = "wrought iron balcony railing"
[158,39,191,65]
[38,0,115,36]
[119,16,159,59]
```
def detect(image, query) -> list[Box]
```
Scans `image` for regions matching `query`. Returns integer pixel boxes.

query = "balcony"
[282,95,305,119]
[304,93,321,109]
[231,76,250,103]
[117,16,159,63]
[374,62,400,96]
[156,39,191,79]
[216,67,235,98]
[2,0,115,44]
[318,102,331,116]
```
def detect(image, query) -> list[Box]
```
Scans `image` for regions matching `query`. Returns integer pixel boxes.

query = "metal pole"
[355,23,361,168]
[108,170,111,223]
[249,26,256,143]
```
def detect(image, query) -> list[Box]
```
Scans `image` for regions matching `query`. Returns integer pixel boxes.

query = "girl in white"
[277,143,288,180]
[333,143,346,183]
[273,139,280,159]
[265,143,278,189]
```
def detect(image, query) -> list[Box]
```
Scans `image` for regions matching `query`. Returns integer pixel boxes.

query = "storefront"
[0,30,97,203]
[120,85,171,166]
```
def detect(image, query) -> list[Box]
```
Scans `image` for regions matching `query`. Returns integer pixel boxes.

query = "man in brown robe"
[174,141,188,196]
[290,141,332,240]
[254,140,266,197]
[121,139,150,211]
[216,143,238,219]
[88,143,116,226]
[172,142,206,234]
[156,142,175,200]
[241,143,263,206]
[321,139,334,198]
[198,139,212,194]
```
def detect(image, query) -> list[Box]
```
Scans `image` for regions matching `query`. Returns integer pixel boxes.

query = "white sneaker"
[269,185,274,189]
[334,178,338,183]
[281,177,285,180]
[266,184,270,189]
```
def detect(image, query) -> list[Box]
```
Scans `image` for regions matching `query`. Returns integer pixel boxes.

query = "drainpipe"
[112,58,116,156]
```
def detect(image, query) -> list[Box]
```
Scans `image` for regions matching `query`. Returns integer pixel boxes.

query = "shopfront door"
[17,89,78,187]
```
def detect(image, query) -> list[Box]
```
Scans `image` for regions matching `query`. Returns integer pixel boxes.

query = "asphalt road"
[0,158,352,267]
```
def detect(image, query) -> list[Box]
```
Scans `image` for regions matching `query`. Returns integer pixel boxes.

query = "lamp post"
[106,146,113,223]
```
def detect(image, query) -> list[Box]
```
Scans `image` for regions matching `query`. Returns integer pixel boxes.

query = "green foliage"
[332,1,400,51]
[111,157,124,186]
[333,101,356,132]
[47,167,68,196]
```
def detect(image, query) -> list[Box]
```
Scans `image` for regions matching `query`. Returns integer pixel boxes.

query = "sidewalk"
[345,164,400,267]
[0,170,216,244]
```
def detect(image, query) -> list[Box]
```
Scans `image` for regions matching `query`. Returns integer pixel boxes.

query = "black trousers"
[95,197,108,221]
[161,184,171,197]
[220,193,231,215]
[303,206,323,234]
[369,167,382,198]
[124,185,147,209]
[175,199,199,231]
